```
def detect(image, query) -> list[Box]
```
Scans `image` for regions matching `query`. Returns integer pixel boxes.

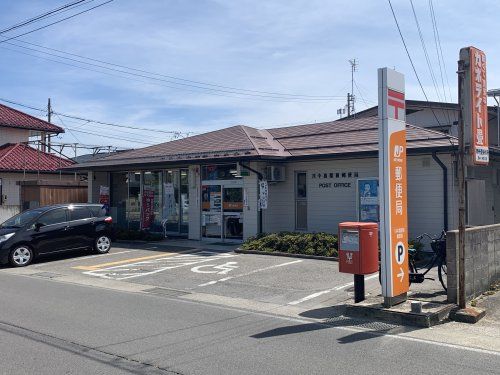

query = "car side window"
[88,206,106,218]
[38,209,67,226]
[69,207,92,221]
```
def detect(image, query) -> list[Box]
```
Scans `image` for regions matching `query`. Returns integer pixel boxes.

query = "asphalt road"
[1,272,499,375]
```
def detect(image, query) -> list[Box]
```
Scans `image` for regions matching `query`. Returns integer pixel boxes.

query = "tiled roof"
[0,103,64,133]
[267,116,457,157]
[0,143,74,172]
[66,116,458,169]
[97,125,271,163]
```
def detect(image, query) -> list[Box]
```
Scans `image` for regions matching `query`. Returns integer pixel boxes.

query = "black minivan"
[0,204,113,267]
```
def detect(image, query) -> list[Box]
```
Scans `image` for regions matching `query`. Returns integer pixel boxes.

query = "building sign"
[258,180,268,210]
[141,189,155,229]
[210,190,222,211]
[357,178,379,222]
[99,186,110,213]
[378,67,409,301]
[99,186,110,205]
[460,46,489,165]
[162,182,176,219]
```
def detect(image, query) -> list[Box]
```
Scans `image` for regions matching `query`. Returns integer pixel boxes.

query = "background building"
[0,103,86,222]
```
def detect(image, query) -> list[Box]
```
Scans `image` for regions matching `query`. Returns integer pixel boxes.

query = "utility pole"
[45,98,52,153]
[457,59,466,310]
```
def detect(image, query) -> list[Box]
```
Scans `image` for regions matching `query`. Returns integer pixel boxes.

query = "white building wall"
[0,128,29,145]
[468,163,497,225]
[262,154,454,241]
[188,165,201,240]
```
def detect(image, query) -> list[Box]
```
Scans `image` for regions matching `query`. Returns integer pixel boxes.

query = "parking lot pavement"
[0,241,382,312]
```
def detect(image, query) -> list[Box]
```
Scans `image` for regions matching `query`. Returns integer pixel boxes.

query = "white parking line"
[197,259,303,287]
[31,250,136,267]
[287,273,379,305]
[83,252,236,280]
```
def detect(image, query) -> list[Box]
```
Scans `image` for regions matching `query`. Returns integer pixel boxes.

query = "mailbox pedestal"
[338,222,379,303]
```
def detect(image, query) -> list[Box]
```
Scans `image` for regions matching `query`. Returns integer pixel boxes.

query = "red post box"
[338,222,378,275]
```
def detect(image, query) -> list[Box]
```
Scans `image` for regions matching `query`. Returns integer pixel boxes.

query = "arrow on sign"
[397,267,404,282]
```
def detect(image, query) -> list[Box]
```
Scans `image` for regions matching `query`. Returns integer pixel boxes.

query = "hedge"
[241,232,338,257]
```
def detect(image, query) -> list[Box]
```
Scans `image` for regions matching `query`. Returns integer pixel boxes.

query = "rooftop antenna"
[348,58,357,118]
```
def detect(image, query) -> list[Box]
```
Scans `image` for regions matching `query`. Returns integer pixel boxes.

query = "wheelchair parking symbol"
[191,261,239,275]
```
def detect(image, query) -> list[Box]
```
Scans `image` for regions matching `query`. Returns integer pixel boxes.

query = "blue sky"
[1,0,499,151]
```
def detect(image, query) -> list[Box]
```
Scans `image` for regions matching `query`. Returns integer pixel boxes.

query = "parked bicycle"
[378,230,447,291]
[409,230,447,291]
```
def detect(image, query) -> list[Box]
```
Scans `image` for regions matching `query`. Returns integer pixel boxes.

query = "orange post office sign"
[378,68,409,301]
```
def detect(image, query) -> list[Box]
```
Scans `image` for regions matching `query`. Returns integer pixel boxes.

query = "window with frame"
[38,209,67,226]
[69,207,92,221]
[295,172,307,230]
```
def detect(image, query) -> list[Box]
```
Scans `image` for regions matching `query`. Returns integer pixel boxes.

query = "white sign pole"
[378,68,410,307]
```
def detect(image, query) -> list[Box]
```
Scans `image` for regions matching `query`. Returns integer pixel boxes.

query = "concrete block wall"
[447,224,500,303]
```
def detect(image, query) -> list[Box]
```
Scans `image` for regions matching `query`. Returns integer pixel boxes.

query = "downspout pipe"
[432,152,449,231]
[239,162,263,235]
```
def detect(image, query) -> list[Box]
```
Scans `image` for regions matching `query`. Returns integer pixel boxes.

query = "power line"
[409,0,443,102]
[429,0,457,124]
[0,0,89,35]
[1,41,344,103]
[1,38,342,100]
[387,0,443,127]
[0,1,113,44]
[0,97,193,136]
[409,0,452,127]
[64,127,157,145]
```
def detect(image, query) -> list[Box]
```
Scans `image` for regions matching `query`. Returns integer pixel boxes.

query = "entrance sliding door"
[223,187,243,240]
[201,185,222,238]
[163,169,189,235]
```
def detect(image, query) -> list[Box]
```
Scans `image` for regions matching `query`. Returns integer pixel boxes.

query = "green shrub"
[115,229,164,241]
[242,232,338,257]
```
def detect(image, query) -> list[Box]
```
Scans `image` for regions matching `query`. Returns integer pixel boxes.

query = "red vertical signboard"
[141,189,155,230]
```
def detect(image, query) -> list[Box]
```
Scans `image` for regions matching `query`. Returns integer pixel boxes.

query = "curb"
[235,248,338,262]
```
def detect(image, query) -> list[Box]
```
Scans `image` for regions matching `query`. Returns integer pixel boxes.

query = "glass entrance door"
[223,187,243,240]
[202,183,243,241]
[201,185,222,238]
[163,169,189,235]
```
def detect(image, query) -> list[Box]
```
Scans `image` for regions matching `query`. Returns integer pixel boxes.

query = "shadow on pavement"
[252,304,420,344]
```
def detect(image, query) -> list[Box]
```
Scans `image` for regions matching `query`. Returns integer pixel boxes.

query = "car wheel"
[94,235,111,254]
[9,245,34,267]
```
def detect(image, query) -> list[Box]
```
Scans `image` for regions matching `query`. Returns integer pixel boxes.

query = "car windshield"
[0,209,44,228]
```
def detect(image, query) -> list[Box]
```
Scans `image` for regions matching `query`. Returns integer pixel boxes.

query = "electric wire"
[0,1,113,44]
[64,127,158,145]
[409,0,443,103]
[429,0,457,123]
[1,41,343,103]
[0,0,89,35]
[0,39,342,100]
[387,0,443,128]
[0,97,192,136]
[410,0,452,127]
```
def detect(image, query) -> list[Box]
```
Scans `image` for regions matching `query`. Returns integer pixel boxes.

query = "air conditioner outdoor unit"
[266,166,286,182]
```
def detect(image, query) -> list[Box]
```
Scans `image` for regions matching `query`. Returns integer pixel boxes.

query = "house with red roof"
[0,103,86,222]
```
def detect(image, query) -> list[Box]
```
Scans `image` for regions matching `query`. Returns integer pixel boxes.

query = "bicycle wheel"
[438,260,447,291]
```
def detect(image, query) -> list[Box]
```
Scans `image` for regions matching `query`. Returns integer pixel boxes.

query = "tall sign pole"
[457,46,488,308]
[378,68,409,307]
